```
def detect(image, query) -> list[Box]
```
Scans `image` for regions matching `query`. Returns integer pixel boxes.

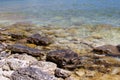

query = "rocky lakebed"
[0,22,120,80]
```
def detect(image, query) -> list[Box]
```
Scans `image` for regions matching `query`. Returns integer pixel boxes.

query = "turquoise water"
[0,0,120,27]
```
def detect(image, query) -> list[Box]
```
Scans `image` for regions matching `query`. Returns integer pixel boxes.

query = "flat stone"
[55,68,71,79]
[7,58,29,70]
[27,33,53,46]
[9,33,26,39]
[7,44,45,57]
[93,45,120,57]
[47,49,81,70]
[30,61,57,75]
[0,58,29,71]
[8,54,37,63]
[11,67,58,80]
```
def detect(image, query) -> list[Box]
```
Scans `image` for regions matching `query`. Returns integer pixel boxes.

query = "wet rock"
[77,55,120,73]
[7,44,45,57]
[9,33,26,39]
[117,44,120,52]
[11,67,57,80]
[27,33,53,46]
[93,45,120,57]
[30,61,57,75]
[95,57,120,70]
[47,49,81,70]
[76,56,96,69]
[55,68,71,79]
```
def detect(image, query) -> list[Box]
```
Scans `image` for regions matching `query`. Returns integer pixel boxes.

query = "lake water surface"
[0,0,120,27]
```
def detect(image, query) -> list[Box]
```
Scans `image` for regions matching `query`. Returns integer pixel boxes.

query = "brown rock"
[27,33,53,46]
[93,45,120,57]
[47,49,81,70]
[7,44,45,57]
[117,44,120,52]
[9,33,26,39]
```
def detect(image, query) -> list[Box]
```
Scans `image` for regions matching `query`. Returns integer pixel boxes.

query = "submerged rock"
[11,67,58,80]
[27,33,53,46]
[9,22,34,27]
[7,44,45,57]
[47,49,81,70]
[9,33,26,39]
[93,45,120,57]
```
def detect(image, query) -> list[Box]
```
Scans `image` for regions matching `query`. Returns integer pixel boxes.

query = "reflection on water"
[0,0,120,27]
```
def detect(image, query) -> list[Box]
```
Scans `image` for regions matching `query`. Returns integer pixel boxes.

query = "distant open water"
[0,0,120,27]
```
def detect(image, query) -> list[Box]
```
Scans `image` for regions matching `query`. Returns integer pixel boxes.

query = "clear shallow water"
[0,0,120,27]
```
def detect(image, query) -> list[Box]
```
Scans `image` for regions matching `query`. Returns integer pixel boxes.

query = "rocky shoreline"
[0,22,120,80]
